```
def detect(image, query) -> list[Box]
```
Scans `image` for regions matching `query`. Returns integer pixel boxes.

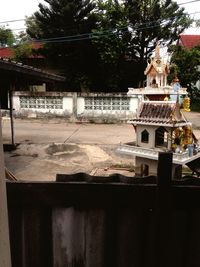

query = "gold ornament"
[183,95,191,112]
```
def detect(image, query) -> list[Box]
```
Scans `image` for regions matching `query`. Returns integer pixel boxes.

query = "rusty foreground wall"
[5,146,200,267]
[6,170,200,267]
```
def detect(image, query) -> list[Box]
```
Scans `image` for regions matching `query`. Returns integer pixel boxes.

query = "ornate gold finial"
[183,95,191,112]
[155,41,161,60]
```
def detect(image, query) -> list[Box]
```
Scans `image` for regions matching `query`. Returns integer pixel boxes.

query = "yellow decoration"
[183,126,193,146]
[183,95,191,112]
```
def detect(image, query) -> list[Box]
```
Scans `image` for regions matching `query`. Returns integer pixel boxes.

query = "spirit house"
[119,43,199,179]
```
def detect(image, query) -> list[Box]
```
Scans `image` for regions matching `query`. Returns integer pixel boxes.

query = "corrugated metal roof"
[0,57,65,82]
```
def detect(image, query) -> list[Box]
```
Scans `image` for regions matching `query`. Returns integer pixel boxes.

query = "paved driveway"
[2,111,200,181]
[2,119,135,181]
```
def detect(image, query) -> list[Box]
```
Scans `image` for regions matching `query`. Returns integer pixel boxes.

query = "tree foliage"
[25,0,193,91]
[12,31,36,61]
[169,45,200,98]
[26,0,99,90]
[14,44,34,61]
[124,0,192,60]
[93,0,192,87]
[0,27,15,47]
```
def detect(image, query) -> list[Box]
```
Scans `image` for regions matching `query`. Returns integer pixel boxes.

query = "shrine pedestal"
[135,156,182,180]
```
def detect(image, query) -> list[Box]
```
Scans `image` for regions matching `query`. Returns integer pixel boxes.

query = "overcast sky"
[0,0,199,34]
[0,0,46,33]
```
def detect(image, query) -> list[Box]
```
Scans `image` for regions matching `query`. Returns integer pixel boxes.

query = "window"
[141,129,149,143]
[20,96,63,109]
[155,127,168,147]
[84,97,130,111]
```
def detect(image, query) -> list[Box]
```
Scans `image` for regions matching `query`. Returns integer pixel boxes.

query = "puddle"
[46,143,79,155]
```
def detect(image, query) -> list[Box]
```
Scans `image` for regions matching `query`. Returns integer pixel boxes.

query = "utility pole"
[0,112,12,267]
[9,86,15,146]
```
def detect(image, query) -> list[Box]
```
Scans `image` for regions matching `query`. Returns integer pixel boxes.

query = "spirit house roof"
[128,101,190,127]
[144,44,169,77]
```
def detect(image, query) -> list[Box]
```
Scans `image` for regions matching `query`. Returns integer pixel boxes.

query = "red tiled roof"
[130,101,188,126]
[139,101,176,121]
[179,34,200,49]
[32,42,43,50]
[139,102,175,120]
[0,47,14,58]
[0,42,44,59]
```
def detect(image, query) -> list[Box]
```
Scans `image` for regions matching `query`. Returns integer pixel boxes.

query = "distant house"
[0,42,43,58]
[177,34,200,91]
[0,42,46,69]
[0,43,65,81]
[178,34,200,49]
[0,47,14,58]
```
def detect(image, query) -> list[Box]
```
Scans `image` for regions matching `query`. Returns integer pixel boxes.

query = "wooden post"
[155,152,173,267]
[0,111,12,266]
[9,87,15,146]
[157,152,173,189]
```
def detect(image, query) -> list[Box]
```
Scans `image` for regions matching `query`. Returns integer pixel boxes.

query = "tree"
[26,0,99,91]
[92,0,129,65]
[93,0,192,87]
[0,27,15,47]
[91,0,132,90]
[25,0,193,91]
[14,43,34,61]
[125,0,192,59]
[169,45,200,99]
[13,31,36,62]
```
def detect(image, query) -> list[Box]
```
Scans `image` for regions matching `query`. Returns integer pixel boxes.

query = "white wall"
[137,125,156,148]
[130,97,139,113]
[137,125,172,149]
[135,157,158,176]
[12,95,20,111]
[77,97,85,115]
[63,97,73,114]
[12,92,138,121]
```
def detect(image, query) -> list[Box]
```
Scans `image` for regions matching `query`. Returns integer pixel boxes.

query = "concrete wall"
[137,125,172,149]
[137,125,156,148]
[12,91,138,122]
[135,156,182,179]
[135,157,158,176]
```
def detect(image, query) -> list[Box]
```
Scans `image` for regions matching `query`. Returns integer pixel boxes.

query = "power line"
[0,1,199,25]
[179,0,200,5]
[32,22,199,44]
[31,11,200,44]
[0,19,25,25]
[10,28,26,32]
[1,11,199,42]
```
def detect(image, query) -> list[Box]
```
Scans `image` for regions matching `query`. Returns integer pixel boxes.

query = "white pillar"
[0,112,12,267]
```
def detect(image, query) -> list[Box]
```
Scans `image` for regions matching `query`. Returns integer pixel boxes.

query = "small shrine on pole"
[118,42,199,179]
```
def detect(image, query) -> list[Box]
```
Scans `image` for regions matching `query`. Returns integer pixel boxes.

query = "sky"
[0,0,199,35]
[0,0,46,33]
[177,0,200,33]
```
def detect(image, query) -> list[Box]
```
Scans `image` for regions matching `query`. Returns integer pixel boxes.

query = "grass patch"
[110,163,135,172]
[191,98,200,112]
[182,166,193,175]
